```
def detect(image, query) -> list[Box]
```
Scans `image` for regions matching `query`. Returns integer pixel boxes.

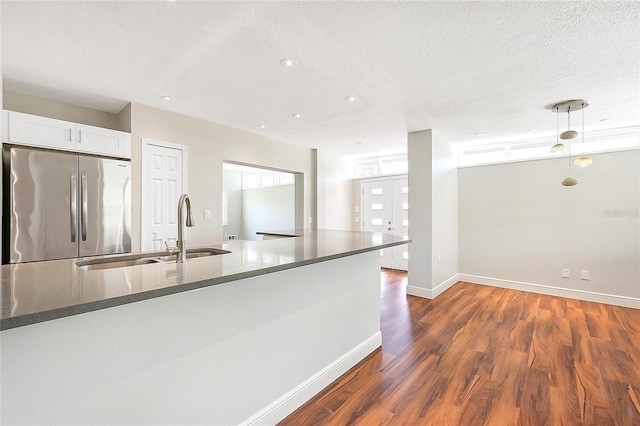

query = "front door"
[362,178,408,270]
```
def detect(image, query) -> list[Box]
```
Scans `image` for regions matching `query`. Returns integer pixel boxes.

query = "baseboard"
[241,331,383,426]
[459,274,640,309]
[406,273,459,299]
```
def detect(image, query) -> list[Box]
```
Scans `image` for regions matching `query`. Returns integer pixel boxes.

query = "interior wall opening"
[223,161,302,241]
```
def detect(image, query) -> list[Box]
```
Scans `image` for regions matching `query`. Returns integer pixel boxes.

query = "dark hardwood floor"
[279,270,640,425]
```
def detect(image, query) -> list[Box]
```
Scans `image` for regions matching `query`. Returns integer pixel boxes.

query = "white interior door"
[362,178,408,270]
[142,140,186,251]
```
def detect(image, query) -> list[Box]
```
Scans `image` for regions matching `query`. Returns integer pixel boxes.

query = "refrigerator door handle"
[81,170,88,241]
[70,171,77,243]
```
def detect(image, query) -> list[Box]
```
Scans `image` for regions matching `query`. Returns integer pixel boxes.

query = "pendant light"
[574,101,593,167]
[552,99,589,186]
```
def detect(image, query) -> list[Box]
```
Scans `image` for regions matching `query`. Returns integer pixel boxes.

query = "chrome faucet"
[177,193,194,263]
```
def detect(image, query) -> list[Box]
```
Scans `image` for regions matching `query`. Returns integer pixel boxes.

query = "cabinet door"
[7,111,75,151]
[76,124,131,159]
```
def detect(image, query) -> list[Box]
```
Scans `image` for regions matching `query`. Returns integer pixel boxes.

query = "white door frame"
[141,138,188,251]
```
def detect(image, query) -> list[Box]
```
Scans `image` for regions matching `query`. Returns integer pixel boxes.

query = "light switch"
[204,210,211,220]
[580,270,589,280]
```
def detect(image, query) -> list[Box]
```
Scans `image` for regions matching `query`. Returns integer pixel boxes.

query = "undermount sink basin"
[76,248,231,270]
[76,257,161,270]
[156,248,231,262]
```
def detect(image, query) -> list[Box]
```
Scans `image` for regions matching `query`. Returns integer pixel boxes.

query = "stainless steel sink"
[76,248,231,270]
[76,257,161,270]
[156,248,231,262]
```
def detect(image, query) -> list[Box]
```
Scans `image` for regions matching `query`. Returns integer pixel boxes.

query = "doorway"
[361,177,409,270]
[223,162,302,241]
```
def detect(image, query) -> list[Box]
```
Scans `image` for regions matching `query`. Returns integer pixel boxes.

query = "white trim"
[141,138,188,251]
[406,285,432,299]
[459,274,640,309]
[241,332,382,426]
[406,273,459,299]
[432,273,460,298]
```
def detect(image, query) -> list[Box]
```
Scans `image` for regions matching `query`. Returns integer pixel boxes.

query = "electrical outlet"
[354,217,360,223]
[562,269,570,279]
[308,217,313,223]
[580,270,589,280]
[204,210,211,220]
[228,234,238,241]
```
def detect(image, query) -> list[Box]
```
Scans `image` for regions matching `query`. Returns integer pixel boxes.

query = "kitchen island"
[1,230,409,425]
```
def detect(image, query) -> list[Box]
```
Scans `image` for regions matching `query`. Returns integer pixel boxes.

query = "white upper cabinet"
[6,111,75,151]
[2,110,131,159]
[76,123,131,158]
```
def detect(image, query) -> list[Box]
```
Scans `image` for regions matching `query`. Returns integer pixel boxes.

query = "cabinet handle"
[68,128,72,142]
[78,130,82,143]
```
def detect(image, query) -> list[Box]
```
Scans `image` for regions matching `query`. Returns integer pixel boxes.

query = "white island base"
[1,251,381,425]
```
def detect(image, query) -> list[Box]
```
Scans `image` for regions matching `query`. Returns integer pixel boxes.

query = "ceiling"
[2,1,638,157]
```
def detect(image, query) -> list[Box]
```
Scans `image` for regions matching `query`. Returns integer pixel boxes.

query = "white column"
[407,130,433,297]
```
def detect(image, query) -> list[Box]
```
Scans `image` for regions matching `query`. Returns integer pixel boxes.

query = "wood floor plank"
[278,273,640,426]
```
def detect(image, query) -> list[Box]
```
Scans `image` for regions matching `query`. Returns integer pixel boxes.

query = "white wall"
[241,185,295,240]
[431,131,459,288]
[316,151,353,230]
[130,103,315,251]
[3,89,121,130]
[459,150,640,307]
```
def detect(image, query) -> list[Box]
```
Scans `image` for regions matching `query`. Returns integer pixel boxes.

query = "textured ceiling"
[1,1,639,157]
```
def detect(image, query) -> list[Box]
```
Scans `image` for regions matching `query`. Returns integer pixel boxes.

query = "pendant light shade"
[560,130,578,140]
[574,156,593,167]
[562,177,579,186]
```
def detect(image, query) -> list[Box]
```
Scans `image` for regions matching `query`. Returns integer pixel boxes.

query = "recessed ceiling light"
[292,113,301,119]
[280,59,295,67]
[600,118,613,122]
[258,124,265,129]
[527,129,536,133]
[475,132,484,136]
[160,96,171,101]
[356,141,363,144]
[345,96,357,102]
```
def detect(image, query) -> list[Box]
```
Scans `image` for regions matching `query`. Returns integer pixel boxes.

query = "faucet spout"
[177,194,194,263]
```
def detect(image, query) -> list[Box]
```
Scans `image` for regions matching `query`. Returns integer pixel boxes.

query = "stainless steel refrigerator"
[2,145,131,264]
